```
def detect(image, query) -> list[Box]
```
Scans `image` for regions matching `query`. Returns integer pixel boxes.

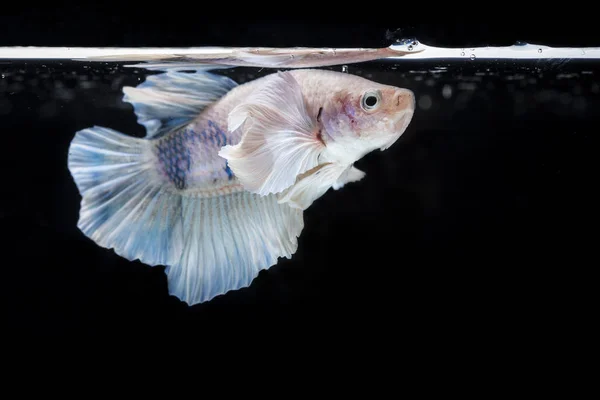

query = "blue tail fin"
[67,126,184,267]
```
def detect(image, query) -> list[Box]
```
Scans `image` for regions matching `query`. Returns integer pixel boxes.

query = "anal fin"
[169,192,303,304]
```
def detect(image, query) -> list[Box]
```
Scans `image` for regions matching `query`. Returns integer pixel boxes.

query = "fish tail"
[67,126,183,268]
[67,125,305,305]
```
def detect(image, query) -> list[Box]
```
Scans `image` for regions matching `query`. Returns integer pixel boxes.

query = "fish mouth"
[380,109,415,150]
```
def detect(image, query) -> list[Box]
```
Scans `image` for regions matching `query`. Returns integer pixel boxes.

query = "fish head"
[317,75,415,164]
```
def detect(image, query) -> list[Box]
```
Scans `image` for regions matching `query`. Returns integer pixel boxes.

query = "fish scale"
[154,119,233,191]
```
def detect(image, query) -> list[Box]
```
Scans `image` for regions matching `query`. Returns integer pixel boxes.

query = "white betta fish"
[67,67,415,306]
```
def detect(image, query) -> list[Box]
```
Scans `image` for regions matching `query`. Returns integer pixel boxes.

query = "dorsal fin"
[122,68,238,139]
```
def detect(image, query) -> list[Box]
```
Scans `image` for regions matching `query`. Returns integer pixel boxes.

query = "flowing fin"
[169,192,303,304]
[68,126,184,267]
[277,162,348,210]
[333,165,366,190]
[219,71,325,196]
[122,69,237,139]
[68,126,304,305]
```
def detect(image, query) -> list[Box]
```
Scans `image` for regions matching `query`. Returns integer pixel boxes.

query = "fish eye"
[361,91,381,111]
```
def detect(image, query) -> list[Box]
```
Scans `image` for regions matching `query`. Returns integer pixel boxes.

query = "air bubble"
[538,48,542,53]
[342,65,348,73]
[408,45,413,51]
[418,95,432,110]
[470,54,476,60]
[442,84,452,99]
[461,51,465,56]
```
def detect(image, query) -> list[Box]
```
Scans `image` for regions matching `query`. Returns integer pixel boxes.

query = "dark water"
[0,58,595,343]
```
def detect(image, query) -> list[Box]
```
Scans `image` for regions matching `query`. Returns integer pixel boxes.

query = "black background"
[0,14,596,354]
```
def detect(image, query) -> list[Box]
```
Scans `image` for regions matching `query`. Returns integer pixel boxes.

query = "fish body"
[68,67,415,305]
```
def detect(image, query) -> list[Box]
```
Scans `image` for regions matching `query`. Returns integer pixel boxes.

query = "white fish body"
[67,67,415,305]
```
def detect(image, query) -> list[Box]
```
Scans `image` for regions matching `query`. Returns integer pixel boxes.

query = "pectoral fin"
[277,163,349,210]
[333,166,366,190]
[218,71,325,196]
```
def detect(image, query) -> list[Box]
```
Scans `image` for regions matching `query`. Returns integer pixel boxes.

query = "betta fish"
[67,67,415,306]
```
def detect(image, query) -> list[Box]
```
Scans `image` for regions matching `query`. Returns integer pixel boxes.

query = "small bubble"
[458,82,477,91]
[408,45,413,51]
[460,51,465,56]
[538,48,542,53]
[54,87,75,101]
[582,49,586,55]
[418,94,432,110]
[1,74,4,79]
[442,84,452,99]
[342,65,348,73]
[470,54,476,60]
